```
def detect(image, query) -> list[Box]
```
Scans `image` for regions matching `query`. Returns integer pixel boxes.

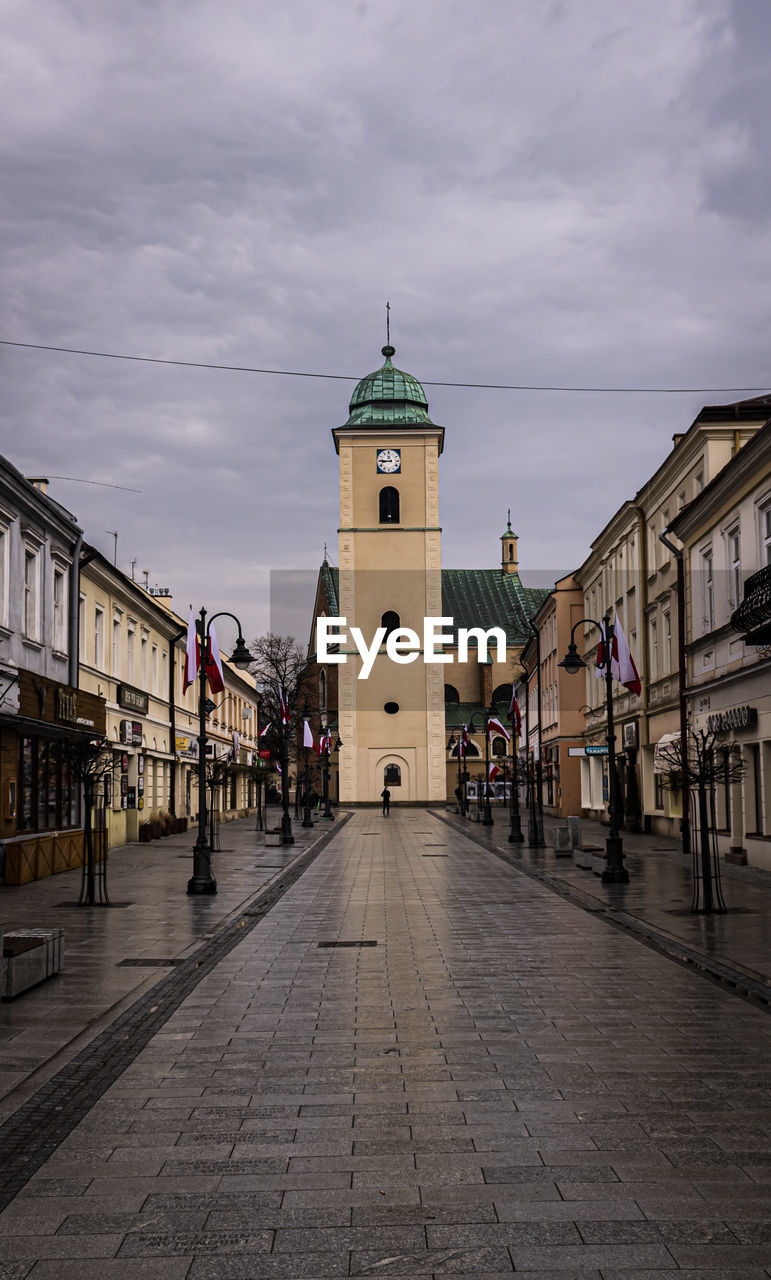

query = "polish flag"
[205,623,225,694]
[487,715,511,742]
[279,690,291,725]
[182,607,199,694]
[303,720,314,750]
[489,762,500,782]
[611,614,642,696]
[510,695,522,739]
[317,728,331,756]
[259,722,271,738]
[459,725,470,758]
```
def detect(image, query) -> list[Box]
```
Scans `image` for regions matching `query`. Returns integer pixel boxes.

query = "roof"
[342,346,437,427]
[325,565,546,647]
[441,569,549,646]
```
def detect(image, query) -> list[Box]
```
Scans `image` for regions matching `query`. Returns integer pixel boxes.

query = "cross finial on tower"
[386,300,390,346]
[507,508,511,527]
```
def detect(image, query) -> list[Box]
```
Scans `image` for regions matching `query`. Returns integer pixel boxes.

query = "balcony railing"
[730,564,771,645]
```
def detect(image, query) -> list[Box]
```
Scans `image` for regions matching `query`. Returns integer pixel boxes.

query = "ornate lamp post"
[319,724,342,820]
[301,698,314,829]
[508,708,524,844]
[188,608,254,896]
[468,708,494,826]
[559,610,629,884]
[447,728,467,818]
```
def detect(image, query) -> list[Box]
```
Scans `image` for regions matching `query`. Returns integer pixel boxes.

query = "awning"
[653,731,681,774]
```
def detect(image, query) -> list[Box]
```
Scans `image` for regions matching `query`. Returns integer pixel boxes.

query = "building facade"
[0,462,105,884]
[669,422,771,870]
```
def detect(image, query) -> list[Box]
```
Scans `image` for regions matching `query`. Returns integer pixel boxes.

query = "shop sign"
[120,719,142,746]
[707,705,757,734]
[175,736,198,759]
[118,683,148,714]
[55,688,78,723]
[622,720,639,749]
[585,745,609,755]
[126,786,136,809]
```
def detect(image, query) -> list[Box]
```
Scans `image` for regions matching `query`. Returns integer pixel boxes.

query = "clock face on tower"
[376,448,401,474]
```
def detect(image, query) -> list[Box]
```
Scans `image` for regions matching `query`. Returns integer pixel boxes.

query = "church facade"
[305,344,549,805]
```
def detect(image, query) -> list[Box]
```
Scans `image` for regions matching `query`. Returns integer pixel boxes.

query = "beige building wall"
[335,429,445,804]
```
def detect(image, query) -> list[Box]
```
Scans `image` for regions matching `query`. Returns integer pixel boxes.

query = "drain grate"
[116,957,184,967]
[56,901,134,909]
[665,907,757,917]
[317,940,378,948]
[423,853,448,857]
[424,843,446,847]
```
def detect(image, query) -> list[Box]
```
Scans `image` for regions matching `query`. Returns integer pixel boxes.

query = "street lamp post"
[301,699,314,829]
[559,610,629,884]
[468,709,494,826]
[319,726,341,820]
[508,738,524,843]
[447,730,467,818]
[279,700,294,846]
[188,608,254,896]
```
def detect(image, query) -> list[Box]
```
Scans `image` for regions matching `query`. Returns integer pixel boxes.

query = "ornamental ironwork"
[730,564,771,645]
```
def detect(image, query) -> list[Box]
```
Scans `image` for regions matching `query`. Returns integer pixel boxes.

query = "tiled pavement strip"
[0,810,769,1277]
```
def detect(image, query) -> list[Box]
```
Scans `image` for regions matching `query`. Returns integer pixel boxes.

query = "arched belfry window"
[444,684,460,703]
[491,684,511,706]
[379,486,400,524]
[384,763,401,786]
[381,611,400,639]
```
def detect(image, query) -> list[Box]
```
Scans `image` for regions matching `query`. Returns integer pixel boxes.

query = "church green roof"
[343,345,436,427]
[325,565,548,647]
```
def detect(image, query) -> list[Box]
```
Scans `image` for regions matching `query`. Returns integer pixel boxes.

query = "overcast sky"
[3,0,769,646]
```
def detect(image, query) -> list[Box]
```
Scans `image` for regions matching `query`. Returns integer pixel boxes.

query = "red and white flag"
[459,725,470,758]
[489,762,500,782]
[596,616,641,696]
[205,623,225,694]
[509,691,522,738]
[611,614,641,696]
[182,607,199,694]
[487,715,511,743]
[317,728,331,756]
[279,689,291,725]
[259,721,271,738]
[303,720,314,750]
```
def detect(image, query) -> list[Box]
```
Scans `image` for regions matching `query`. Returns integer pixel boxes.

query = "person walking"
[381,786,391,816]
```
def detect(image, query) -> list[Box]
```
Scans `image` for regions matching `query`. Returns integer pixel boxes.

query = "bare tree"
[656,729,744,913]
[249,633,311,841]
[58,734,113,905]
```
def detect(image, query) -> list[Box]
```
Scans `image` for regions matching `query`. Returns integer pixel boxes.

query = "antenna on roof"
[386,300,390,347]
[323,541,328,563]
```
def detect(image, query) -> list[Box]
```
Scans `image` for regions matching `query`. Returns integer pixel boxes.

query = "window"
[760,498,771,567]
[17,737,81,832]
[79,595,86,661]
[127,625,135,681]
[654,772,664,811]
[384,763,401,786]
[450,739,480,758]
[94,606,105,668]
[492,736,507,757]
[677,489,686,512]
[662,609,671,672]
[161,648,167,696]
[444,684,460,703]
[381,610,400,638]
[141,631,149,687]
[384,701,399,714]
[112,615,121,677]
[0,517,10,629]
[379,486,400,524]
[727,525,741,607]
[701,547,714,631]
[53,567,68,653]
[695,470,704,493]
[319,668,327,711]
[23,547,40,640]
[508,543,514,561]
[151,644,158,694]
[649,617,658,680]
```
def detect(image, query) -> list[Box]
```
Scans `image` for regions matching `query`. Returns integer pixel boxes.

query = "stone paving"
[1,808,771,1277]
[0,813,322,1113]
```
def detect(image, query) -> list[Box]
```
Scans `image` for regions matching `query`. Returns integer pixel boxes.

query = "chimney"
[27,477,49,494]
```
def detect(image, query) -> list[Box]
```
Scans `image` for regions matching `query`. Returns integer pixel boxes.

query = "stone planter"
[264,830,282,847]
[591,852,605,875]
[573,847,592,870]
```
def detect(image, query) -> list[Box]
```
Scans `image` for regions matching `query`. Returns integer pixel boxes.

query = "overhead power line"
[1,337,768,396]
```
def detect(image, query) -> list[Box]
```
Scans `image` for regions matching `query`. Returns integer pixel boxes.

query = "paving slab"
[0,808,769,1276]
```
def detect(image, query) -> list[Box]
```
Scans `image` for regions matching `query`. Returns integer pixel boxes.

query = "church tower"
[332,344,446,804]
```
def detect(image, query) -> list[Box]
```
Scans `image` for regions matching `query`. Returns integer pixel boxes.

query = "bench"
[2,928,64,1000]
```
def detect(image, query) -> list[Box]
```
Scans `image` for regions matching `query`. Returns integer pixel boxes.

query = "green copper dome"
[344,345,435,426]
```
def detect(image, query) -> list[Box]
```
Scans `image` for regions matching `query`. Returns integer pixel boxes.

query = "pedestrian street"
[1,808,771,1278]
